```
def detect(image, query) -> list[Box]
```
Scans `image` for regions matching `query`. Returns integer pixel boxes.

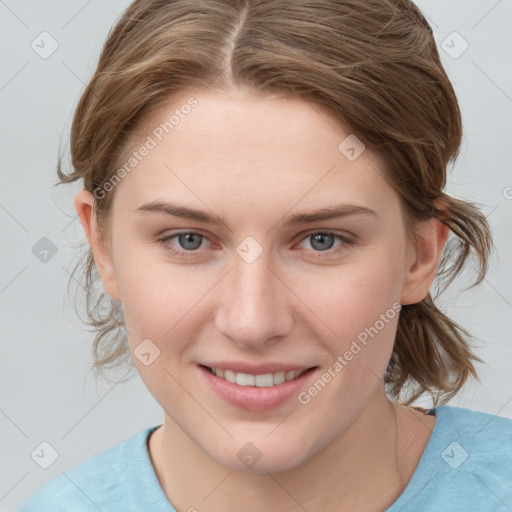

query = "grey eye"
[177,233,203,250]
[309,233,336,251]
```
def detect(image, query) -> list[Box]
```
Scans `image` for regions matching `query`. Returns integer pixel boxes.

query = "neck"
[148,389,435,512]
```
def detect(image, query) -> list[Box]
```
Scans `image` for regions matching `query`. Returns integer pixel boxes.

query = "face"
[80,88,439,473]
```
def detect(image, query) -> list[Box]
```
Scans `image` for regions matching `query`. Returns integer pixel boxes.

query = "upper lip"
[199,361,317,374]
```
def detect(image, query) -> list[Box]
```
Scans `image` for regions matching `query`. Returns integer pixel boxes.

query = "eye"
[156,230,354,259]
[296,231,353,258]
[173,232,204,251]
[302,232,337,251]
[156,231,209,257]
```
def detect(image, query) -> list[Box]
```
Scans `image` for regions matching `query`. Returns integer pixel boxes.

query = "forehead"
[113,88,397,218]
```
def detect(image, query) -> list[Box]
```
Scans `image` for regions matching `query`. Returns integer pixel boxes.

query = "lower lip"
[198,365,318,412]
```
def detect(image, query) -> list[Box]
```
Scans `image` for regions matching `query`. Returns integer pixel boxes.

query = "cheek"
[112,235,202,337]
[113,246,204,407]
[288,242,406,396]
[296,245,404,338]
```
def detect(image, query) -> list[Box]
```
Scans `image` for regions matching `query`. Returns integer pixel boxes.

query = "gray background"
[1,1,511,510]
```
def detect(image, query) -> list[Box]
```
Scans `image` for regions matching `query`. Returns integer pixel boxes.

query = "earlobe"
[401,215,450,305]
[74,190,122,302]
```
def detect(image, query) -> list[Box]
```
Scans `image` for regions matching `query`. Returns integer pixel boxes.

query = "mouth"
[197,363,319,411]
[201,365,314,387]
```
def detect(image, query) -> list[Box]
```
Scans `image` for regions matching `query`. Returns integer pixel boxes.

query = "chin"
[205,436,314,475]
[222,454,307,475]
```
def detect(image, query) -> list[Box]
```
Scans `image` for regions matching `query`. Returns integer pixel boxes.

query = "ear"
[74,189,121,302]
[400,213,450,305]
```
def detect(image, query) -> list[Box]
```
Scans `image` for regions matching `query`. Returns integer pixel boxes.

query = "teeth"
[224,369,236,383]
[236,373,255,386]
[273,371,286,385]
[209,367,306,387]
[255,373,273,387]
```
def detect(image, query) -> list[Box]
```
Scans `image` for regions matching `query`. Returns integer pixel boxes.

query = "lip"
[199,361,313,374]
[197,363,318,412]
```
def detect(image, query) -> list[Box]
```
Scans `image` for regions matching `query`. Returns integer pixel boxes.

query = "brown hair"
[58,0,492,405]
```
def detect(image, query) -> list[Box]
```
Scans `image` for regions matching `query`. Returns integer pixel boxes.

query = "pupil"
[312,233,334,251]
[180,233,202,250]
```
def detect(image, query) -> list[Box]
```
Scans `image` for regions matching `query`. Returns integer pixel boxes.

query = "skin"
[75,88,449,511]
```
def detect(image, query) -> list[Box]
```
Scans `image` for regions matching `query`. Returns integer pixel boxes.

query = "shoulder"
[16,426,158,512]
[388,406,512,512]
[427,406,512,508]
[432,405,512,461]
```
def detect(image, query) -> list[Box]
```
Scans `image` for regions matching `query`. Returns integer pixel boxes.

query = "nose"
[214,246,294,349]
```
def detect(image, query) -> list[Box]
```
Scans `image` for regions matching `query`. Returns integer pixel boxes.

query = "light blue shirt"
[17,406,512,511]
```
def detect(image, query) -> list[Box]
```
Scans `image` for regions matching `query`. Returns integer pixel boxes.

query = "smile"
[206,366,308,387]
[198,362,319,411]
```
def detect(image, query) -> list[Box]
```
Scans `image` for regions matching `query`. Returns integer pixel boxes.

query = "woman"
[18,0,512,510]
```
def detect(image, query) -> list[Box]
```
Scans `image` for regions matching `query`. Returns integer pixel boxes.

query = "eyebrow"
[135,200,378,226]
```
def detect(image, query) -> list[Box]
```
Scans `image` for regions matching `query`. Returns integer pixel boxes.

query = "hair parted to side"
[58,0,492,405]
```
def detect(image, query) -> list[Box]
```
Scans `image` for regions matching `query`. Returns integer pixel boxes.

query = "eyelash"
[155,230,354,259]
